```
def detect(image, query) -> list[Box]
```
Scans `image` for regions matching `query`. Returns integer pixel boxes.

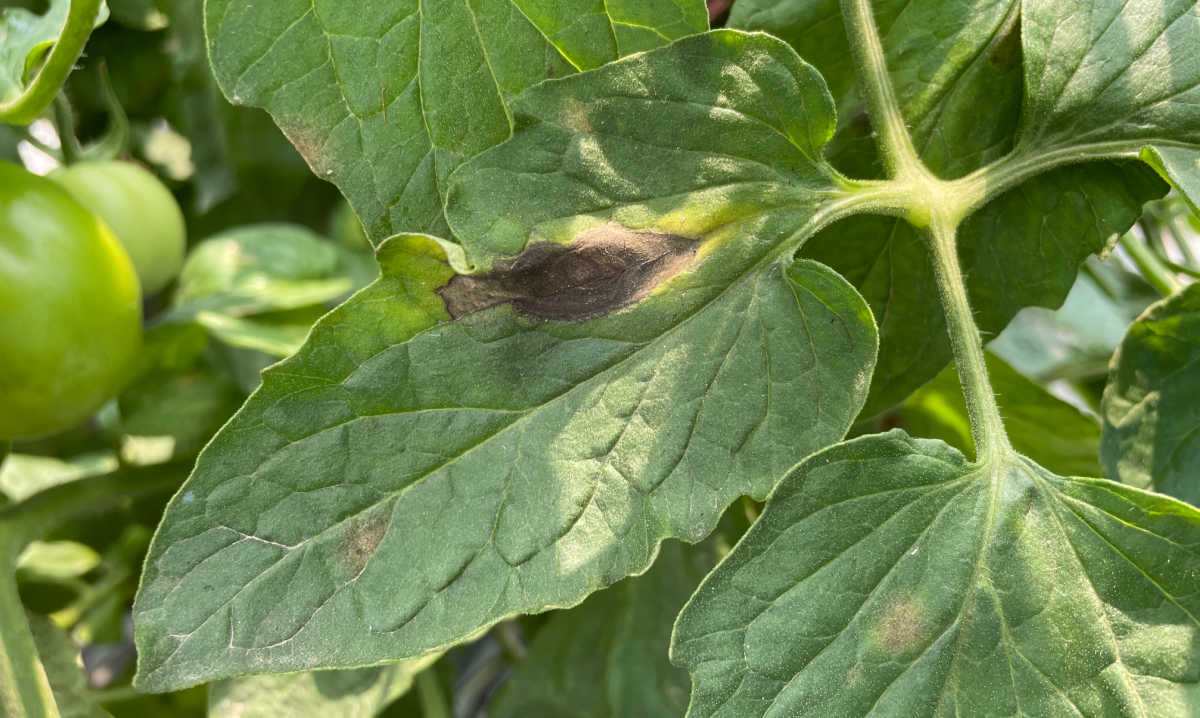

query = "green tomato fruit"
[0,163,143,440]
[51,161,186,295]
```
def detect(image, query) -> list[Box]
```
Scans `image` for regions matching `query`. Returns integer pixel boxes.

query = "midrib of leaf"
[924,460,1007,714]
[966,138,1196,204]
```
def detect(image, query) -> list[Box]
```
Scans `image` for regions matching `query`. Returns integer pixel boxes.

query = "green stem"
[1161,257,1200,280]
[1121,232,1180,297]
[955,141,1146,213]
[0,0,105,125]
[415,668,450,718]
[926,218,1012,463]
[51,96,79,166]
[839,0,923,179]
[0,536,59,718]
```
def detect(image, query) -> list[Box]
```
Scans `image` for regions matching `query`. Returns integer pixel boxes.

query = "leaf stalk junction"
[836,0,1051,466]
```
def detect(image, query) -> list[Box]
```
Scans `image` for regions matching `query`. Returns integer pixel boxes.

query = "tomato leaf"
[207,656,437,718]
[673,431,1200,716]
[491,540,720,718]
[0,453,118,504]
[1103,283,1200,505]
[171,224,366,319]
[731,0,1173,415]
[132,31,879,691]
[16,541,101,584]
[204,0,708,241]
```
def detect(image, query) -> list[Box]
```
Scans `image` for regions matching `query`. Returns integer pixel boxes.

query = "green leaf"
[1017,0,1200,208]
[133,31,880,691]
[1103,283,1200,505]
[991,266,1152,382]
[119,365,243,461]
[895,353,1103,478]
[204,0,708,241]
[1142,146,1200,217]
[673,431,1200,717]
[17,541,101,583]
[207,656,438,718]
[730,0,1167,415]
[1017,0,1200,154]
[28,614,111,718]
[193,311,320,359]
[0,453,119,504]
[172,224,363,317]
[0,0,107,124]
[491,540,720,718]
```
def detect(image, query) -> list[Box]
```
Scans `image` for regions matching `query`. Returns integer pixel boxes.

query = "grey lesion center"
[438,224,698,322]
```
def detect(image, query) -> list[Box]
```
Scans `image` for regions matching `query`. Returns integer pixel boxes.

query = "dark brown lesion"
[438,225,698,322]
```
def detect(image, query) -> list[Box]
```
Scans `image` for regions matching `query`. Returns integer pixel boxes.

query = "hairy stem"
[954,140,1186,213]
[926,218,1012,463]
[839,0,1011,458]
[839,0,924,179]
[0,536,59,718]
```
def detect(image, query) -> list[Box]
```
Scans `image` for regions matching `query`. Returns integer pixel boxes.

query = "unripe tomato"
[0,163,142,440]
[50,161,186,295]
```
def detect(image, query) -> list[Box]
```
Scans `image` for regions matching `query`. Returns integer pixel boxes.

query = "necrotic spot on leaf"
[339,510,390,580]
[438,225,698,321]
[874,598,927,654]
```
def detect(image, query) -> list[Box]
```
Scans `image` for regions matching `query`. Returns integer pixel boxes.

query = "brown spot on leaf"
[340,510,389,579]
[439,225,697,322]
[875,598,926,654]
